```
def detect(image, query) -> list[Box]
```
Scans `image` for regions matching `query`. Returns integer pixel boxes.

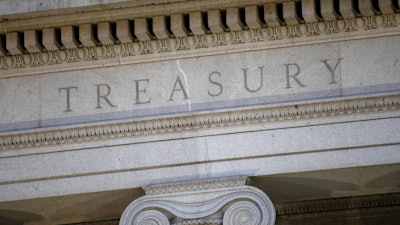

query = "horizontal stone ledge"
[1,116,399,185]
[0,144,399,202]
[0,92,399,151]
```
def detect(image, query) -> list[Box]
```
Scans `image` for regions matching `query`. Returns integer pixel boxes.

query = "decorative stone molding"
[276,192,400,215]
[119,177,276,225]
[62,192,400,225]
[0,93,399,151]
[0,0,399,77]
[62,220,119,225]
[143,176,248,195]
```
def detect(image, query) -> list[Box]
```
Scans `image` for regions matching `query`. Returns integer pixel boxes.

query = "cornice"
[0,93,399,151]
[0,0,270,27]
[0,0,399,78]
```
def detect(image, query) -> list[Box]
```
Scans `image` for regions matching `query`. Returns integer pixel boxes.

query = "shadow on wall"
[366,170,400,188]
[49,189,144,222]
[0,209,44,225]
[251,177,359,202]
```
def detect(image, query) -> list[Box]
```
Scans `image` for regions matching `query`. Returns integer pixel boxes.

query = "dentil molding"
[0,0,399,77]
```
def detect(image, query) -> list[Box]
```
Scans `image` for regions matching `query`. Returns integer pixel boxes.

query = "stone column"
[119,177,275,225]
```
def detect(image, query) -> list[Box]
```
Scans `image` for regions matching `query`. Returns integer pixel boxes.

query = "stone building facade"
[0,0,399,224]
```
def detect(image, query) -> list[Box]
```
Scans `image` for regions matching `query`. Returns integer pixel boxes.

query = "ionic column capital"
[119,177,276,225]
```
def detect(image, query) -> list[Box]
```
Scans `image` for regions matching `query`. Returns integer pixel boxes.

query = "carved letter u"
[243,67,264,93]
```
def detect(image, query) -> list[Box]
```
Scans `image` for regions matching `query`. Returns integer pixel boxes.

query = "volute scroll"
[119,177,276,225]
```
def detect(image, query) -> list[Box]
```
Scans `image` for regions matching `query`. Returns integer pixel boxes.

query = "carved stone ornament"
[0,0,400,77]
[119,177,276,225]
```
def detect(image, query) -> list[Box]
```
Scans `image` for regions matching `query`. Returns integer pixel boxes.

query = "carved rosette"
[119,177,275,225]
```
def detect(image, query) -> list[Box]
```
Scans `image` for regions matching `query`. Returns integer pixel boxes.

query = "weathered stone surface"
[0,33,399,205]
[0,35,399,132]
[6,32,24,55]
[245,5,263,29]
[170,14,189,37]
[379,0,395,14]
[320,0,338,21]
[207,10,226,33]
[1,123,399,201]
[190,12,208,35]
[116,20,134,43]
[79,24,99,47]
[42,27,62,51]
[340,36,400,95]
[358,0,377,16]
[134,18,153,41]
[302,0,319,23]
[1,1,399,76]
[264,3,283,27]
[226,7,245,31]
[152,16,171,39]
[98,22,117,45]
[283,1,301,25]
[24,30,44,53]
[339,0,357,18]
[0,0,132,15]
[61,26,79,49]
[0,2,399,225]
